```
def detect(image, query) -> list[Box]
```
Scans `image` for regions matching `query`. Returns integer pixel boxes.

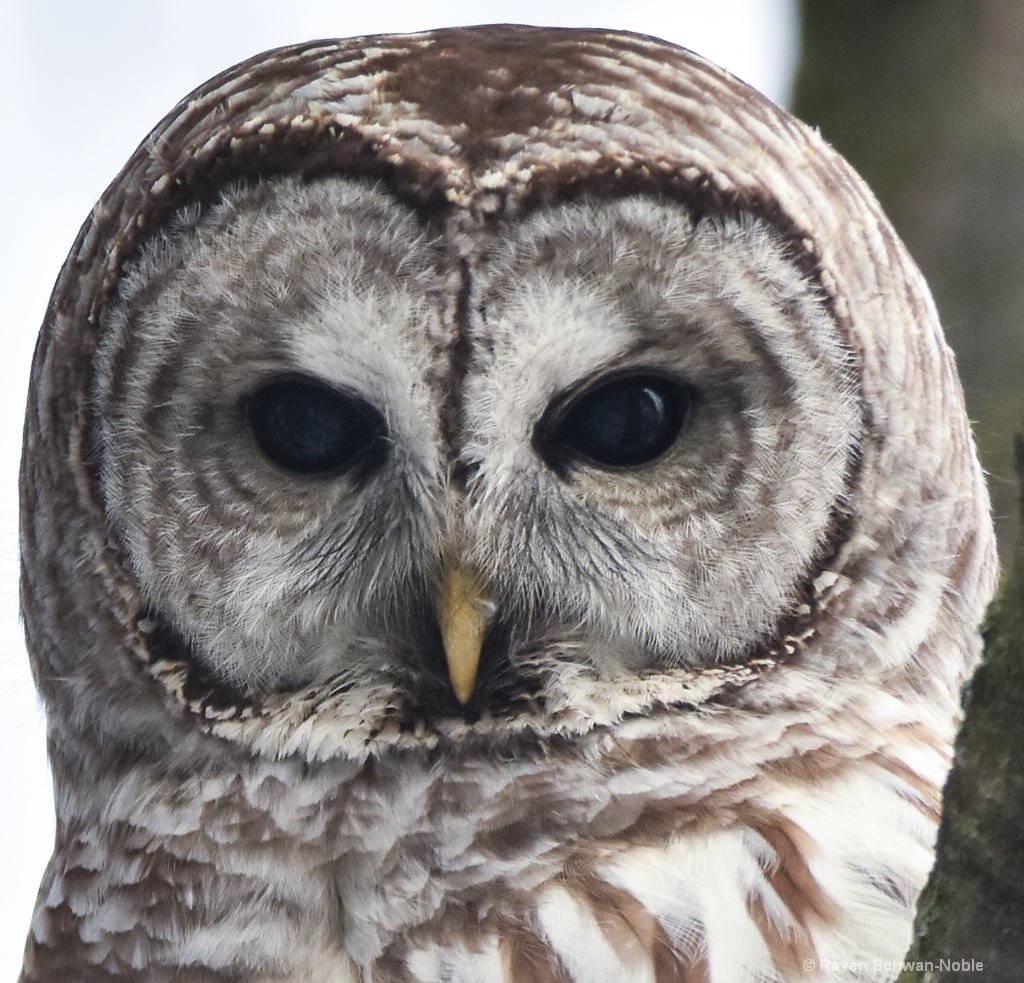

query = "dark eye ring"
[245,375,387,477]
[534,371,695,470]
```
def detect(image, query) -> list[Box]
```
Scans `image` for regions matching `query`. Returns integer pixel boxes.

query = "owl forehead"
[200,25,760,195]
[82,25,840,336]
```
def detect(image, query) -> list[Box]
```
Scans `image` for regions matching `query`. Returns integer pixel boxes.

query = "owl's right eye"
[246,377,386,476]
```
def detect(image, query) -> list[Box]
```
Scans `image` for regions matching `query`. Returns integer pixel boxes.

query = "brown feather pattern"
[19,24,996,983]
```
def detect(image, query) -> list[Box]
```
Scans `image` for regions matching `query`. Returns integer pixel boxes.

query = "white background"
[0,1,796,975]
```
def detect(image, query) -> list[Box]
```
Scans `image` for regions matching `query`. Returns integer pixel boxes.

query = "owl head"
[19,26,999,983]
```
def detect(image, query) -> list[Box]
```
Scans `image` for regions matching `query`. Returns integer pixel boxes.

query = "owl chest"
[38,734,930,983]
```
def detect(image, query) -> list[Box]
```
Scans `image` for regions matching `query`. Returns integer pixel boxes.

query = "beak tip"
[451,679,475,705]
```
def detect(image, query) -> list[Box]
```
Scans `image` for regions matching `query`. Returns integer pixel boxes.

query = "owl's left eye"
[245,376,386,476]
[536,372,693,469]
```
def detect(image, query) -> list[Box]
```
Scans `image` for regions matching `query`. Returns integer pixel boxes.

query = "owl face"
[94,175,859,725]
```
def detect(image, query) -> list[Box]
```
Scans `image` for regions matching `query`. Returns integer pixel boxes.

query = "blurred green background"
[795,0,1024,568]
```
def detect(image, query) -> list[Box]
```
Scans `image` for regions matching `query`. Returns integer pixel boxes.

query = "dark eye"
[537,373,693,469]
[246,377,386,476]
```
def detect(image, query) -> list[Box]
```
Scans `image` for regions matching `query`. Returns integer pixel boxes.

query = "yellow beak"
[437,563,493,704]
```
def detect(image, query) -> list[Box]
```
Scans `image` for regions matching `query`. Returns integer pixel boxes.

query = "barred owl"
[19,25,997,983]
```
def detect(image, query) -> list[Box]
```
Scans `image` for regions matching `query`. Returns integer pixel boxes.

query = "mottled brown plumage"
[20,25,996,983]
